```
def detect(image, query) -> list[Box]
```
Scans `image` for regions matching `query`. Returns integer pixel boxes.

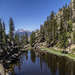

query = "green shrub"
[72,48,75,52]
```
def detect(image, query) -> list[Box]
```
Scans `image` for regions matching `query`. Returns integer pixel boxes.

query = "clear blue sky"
[0,0,71,33]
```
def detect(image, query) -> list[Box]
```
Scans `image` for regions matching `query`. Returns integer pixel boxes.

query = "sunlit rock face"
[56,8,64,25]
[71,0,75,43]
[72,0,75,22]
[72,23,75,44]
[73,23,75,31]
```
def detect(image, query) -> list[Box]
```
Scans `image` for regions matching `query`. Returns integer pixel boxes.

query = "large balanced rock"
[0,64,9,75]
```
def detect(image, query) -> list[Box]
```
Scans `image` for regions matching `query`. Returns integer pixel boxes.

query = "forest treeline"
[30,4,75,50]
[0,18,29,58]
[0,18,29,46]
[0,4,75,54]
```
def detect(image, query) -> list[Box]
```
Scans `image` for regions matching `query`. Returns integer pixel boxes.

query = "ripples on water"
[4,50,75,75]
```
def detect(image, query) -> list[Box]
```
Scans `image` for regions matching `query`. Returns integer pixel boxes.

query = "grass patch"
[72,48,75,52]
[40,47,75,60]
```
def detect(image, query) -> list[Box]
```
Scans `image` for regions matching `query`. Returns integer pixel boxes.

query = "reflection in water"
[30,50,36,63]
[25,51,28,61]
[3,50,75,75]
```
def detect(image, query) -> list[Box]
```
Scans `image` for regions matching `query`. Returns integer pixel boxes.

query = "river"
[2,50,75,75]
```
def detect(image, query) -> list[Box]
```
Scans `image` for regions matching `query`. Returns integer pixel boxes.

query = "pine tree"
[30,32,36,47]
[21,34,26,46]
[40,25,45,42]
[2,22,6,45]
[25,32,28,44]
[0,19,3,48]
[9,18,15,41]
[15,33,20,45]
[43,21,49,43]
[59,18,69,48]
[45,11,58,46]
[63,4,71,21]
[67,20,72,33]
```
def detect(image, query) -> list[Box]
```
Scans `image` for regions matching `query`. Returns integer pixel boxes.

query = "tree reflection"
[3,50,75,75]
[39,52,75,75]
[25,51,28,61]
[30,50,36,63]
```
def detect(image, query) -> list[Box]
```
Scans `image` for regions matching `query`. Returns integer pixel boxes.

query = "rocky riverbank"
[0,40,24,66]
[21,44,31,52]
[31,42,75,61]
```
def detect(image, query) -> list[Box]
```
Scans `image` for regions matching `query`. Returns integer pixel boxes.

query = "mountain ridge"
[15,29,32,37]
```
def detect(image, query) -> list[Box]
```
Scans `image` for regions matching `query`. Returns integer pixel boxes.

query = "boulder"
[0,64,9,75]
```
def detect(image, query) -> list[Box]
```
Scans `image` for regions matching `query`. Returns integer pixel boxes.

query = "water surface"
[5,50,75,75]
